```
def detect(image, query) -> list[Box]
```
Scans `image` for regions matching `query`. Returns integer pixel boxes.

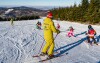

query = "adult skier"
[40,11,60,59]
[86,25,98,45]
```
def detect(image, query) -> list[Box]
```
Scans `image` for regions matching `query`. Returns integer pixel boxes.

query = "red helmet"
[47,11,53,18]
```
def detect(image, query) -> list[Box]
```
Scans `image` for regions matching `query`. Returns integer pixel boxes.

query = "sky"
[0,0,81,7]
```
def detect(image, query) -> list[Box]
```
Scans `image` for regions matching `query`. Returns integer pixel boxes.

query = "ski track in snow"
[0,18,100,63]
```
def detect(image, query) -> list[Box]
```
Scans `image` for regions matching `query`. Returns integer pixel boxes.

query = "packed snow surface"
[0,18,100,63]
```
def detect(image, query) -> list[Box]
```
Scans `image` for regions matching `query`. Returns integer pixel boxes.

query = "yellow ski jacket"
[43,17,59,41]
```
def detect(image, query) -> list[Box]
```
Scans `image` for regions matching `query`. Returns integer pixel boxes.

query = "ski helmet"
[47,11,53,18]
[88,25,92,29]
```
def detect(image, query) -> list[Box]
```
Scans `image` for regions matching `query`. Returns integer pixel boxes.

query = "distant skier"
[10,18,14,25]
[67,26,74,37]
[57,23,60,29]
[86,25,98,45]
[41,11,60,59]
[36,21,41,29]
[56,18,60,29]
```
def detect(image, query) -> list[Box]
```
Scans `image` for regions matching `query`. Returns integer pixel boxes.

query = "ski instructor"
[41,11,60,59]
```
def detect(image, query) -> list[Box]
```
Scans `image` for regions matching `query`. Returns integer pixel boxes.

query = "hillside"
[0,6,47,19]
[0,18,100,63]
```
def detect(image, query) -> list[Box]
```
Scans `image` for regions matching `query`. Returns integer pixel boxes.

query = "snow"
[0,17,100,63]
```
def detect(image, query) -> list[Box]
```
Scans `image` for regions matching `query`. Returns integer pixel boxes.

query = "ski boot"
[94,42,98,45]
[40,52,47,56]
[47,55,54,59]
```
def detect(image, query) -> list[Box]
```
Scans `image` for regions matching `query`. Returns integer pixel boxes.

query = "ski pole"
[54,33,58,39]
[34,29,45,54]
[60,30,69,33]
[38,38,45,54]
[54,33,59,49]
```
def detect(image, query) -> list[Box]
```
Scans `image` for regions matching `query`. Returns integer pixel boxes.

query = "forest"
[51,0,100,25]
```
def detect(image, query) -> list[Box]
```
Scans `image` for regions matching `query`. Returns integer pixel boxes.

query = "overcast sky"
[0,0,82,7]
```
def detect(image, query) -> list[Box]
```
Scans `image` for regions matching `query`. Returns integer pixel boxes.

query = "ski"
[32,55,40,57]
[39,57,56,62]
[39,56,59,62]
[84,40,90,49]
[32,51,59,58]
[92,43,100,46]
[32,54,46,58]
[39,53,67,62]
[97,43,100,46]
[84,40,100,47]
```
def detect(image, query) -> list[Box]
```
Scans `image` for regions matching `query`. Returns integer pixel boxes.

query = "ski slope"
[0,18,100,63]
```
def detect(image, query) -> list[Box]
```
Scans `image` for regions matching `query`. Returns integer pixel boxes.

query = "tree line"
[51,0,100,25]
[0,15,40,21]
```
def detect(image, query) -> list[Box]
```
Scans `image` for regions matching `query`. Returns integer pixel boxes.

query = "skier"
[57,23,60,29]
[86,25,98,45]
[56,18,60,29]
[10,18,14,25]
[36,21,41,29]
[67,26,74,37]
[41,11,60,59]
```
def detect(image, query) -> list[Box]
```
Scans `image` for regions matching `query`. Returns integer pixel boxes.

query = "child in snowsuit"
[36,21,41,29]
[67,26,74,37]
[57,23,60,29]
[86,25,98,45]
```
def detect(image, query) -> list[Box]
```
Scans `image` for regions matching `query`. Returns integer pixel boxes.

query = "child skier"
[56,18,60,29]
[67,26,74,37]
[86,25,98,45]
[36,21,41,29]
[57,23,60,29]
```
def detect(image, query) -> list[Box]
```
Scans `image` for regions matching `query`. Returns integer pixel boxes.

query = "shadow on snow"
[74,31,87,37]
[95,35,100,43]
[54,37,87,56]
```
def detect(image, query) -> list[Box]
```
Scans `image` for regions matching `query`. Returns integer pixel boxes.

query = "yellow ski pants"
[42,39,55,55]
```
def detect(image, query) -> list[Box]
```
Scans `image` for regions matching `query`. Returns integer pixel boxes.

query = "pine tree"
[85,0,100,24]
[51,0,100,24]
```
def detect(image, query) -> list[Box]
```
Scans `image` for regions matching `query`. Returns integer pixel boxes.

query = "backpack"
[88,29,96,35]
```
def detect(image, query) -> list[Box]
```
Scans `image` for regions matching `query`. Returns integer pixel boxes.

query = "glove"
[57,29,60,34]
[85,33,88,35]
[94,33,96,35]
[67,29,70,31]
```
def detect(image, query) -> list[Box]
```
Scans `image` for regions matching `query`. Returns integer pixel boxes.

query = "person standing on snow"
[86,25,98,45]
[57,23,60,30]
[10,18,14,25]
[41,11,60,59]
[67,26,74,37]
[36,21,41,29]
[56,18,60,29]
